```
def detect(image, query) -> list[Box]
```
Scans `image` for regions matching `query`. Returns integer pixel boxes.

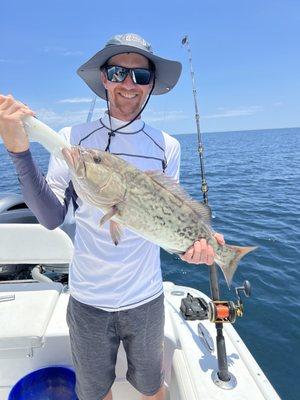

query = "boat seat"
[0,282,63,358]
[0,224,70,358]
[0,224,73,265]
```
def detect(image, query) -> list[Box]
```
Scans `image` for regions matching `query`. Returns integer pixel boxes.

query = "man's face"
[100,53,153,121]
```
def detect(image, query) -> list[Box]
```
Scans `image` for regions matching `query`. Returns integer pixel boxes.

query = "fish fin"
[99,205,118,228]
[110,220,123,246]
[145,170,212,225]
[215,245,258,288]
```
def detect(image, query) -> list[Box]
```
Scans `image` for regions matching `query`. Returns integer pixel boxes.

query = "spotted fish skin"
[62,146,256,286]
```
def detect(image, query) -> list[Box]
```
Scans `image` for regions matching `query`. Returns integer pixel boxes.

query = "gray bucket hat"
[77,33,182,99]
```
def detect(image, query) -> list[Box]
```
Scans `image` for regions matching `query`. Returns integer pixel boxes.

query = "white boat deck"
[0,224,280,399]
[0,281,280,400]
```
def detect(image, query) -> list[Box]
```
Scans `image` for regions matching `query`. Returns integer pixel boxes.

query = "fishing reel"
[180,280,251,323]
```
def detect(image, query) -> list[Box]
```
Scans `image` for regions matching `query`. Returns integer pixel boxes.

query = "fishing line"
[182,36,208,205]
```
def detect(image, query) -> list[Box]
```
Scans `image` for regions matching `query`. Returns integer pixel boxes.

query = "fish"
[21,115,256,286]
[62,146,257,287]
[22,115,71,159]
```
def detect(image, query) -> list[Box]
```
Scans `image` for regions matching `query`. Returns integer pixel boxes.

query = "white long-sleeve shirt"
[10,113,180,311]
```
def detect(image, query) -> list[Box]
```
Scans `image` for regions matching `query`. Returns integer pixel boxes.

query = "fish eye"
[93,155,102,164]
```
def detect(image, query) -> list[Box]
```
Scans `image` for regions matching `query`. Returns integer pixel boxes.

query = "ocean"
[0,126,299,399]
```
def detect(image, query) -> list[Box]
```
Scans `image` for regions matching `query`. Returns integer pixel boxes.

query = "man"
[0,33,224,400]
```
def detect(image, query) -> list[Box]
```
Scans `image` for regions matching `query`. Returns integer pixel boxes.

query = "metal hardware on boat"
[212,370,237,390]
[0,294,15,302]
[180,293,208,320]
[26,348,33,358]
[170,290,185,296]
[197,322,214,352]
[0,279,37,284]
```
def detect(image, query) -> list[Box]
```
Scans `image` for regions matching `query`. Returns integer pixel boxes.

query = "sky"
[1,0,299,135]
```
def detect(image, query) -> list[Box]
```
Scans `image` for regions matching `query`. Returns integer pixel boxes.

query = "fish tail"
[215,244,257,288]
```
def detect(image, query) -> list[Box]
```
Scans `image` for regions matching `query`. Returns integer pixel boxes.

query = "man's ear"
[100,70,107,90]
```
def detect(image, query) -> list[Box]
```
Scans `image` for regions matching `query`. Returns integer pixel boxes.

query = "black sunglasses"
[103,65,153,85]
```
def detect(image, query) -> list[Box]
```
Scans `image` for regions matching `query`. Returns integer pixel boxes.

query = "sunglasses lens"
[132,69,152,85]
[106,66,128,82]
[106,66,152,85]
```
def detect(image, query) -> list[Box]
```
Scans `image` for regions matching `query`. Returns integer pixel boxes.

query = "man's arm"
[0,94,70,229]
[9,149,70,229]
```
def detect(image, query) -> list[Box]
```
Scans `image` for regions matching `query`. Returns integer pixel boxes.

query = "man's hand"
[180,233,225,265]
[0,94,34,152]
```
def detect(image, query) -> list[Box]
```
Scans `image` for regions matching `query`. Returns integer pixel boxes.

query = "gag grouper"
[22,116,256,287]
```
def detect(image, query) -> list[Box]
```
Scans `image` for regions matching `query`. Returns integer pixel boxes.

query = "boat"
[0,194,280,399]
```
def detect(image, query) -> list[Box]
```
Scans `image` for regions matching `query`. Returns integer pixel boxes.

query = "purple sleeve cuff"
[8,149,70,229]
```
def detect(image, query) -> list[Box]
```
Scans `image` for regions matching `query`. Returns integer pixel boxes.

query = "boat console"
[0,193,74,281]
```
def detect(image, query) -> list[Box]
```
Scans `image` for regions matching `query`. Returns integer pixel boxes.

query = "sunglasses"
[103,65,153,85]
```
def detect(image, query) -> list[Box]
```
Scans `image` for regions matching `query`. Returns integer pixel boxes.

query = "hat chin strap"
[104,76,156,152]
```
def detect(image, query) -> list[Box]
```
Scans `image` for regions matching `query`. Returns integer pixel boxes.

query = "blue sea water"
[0,127,299,400]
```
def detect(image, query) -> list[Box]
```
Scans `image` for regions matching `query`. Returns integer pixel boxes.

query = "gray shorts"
[66,294,165,400]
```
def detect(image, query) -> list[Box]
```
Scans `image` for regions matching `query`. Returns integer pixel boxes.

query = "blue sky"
[1,0,299,134]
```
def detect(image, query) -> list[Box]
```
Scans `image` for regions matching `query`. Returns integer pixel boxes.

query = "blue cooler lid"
[9,366,78,400]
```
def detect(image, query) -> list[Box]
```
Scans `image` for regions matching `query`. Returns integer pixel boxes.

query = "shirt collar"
[101,113,144,134]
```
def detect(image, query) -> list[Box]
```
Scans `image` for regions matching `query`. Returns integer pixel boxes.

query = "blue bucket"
[8,366,78,400]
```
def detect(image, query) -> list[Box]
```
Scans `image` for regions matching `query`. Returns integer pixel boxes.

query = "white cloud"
[202,106,262,119]
[144,110,187,122]
[58,97,95,104]
[273,102,284,107]
[61,50,84,56]
[43,46,84,56]
[36,107,106,128]
[43,46,64,53]
[0,58,26,64]
[34,107,185,129]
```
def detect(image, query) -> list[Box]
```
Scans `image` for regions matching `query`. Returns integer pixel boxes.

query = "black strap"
[104,130,115,152]
[78,123,105,145]
[104,76,156,152]
[142,128,167,172]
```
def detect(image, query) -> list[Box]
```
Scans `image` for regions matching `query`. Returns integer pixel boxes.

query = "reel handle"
[235,280,251,300]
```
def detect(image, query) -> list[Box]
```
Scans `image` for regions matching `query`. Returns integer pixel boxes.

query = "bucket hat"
[77,33,182,99]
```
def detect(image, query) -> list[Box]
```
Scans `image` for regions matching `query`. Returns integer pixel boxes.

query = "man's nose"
[121,73,136,89]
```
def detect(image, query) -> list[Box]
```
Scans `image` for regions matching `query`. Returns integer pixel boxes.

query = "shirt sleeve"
[163,132,181,183]
[8,127,72,230]
[45,127,72,205]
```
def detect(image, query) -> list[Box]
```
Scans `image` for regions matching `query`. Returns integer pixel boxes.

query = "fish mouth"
[62,147,86,178]
[62,148,76,169]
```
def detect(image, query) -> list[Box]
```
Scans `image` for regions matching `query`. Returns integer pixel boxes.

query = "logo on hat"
[123,34,150,50]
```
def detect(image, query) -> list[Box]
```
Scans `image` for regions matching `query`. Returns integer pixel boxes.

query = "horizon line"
[174,126,300,136]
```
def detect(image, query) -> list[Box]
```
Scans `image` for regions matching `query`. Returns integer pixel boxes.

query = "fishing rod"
[86,95,97,123]
[181,35,234,387]
[181,36,208,205]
